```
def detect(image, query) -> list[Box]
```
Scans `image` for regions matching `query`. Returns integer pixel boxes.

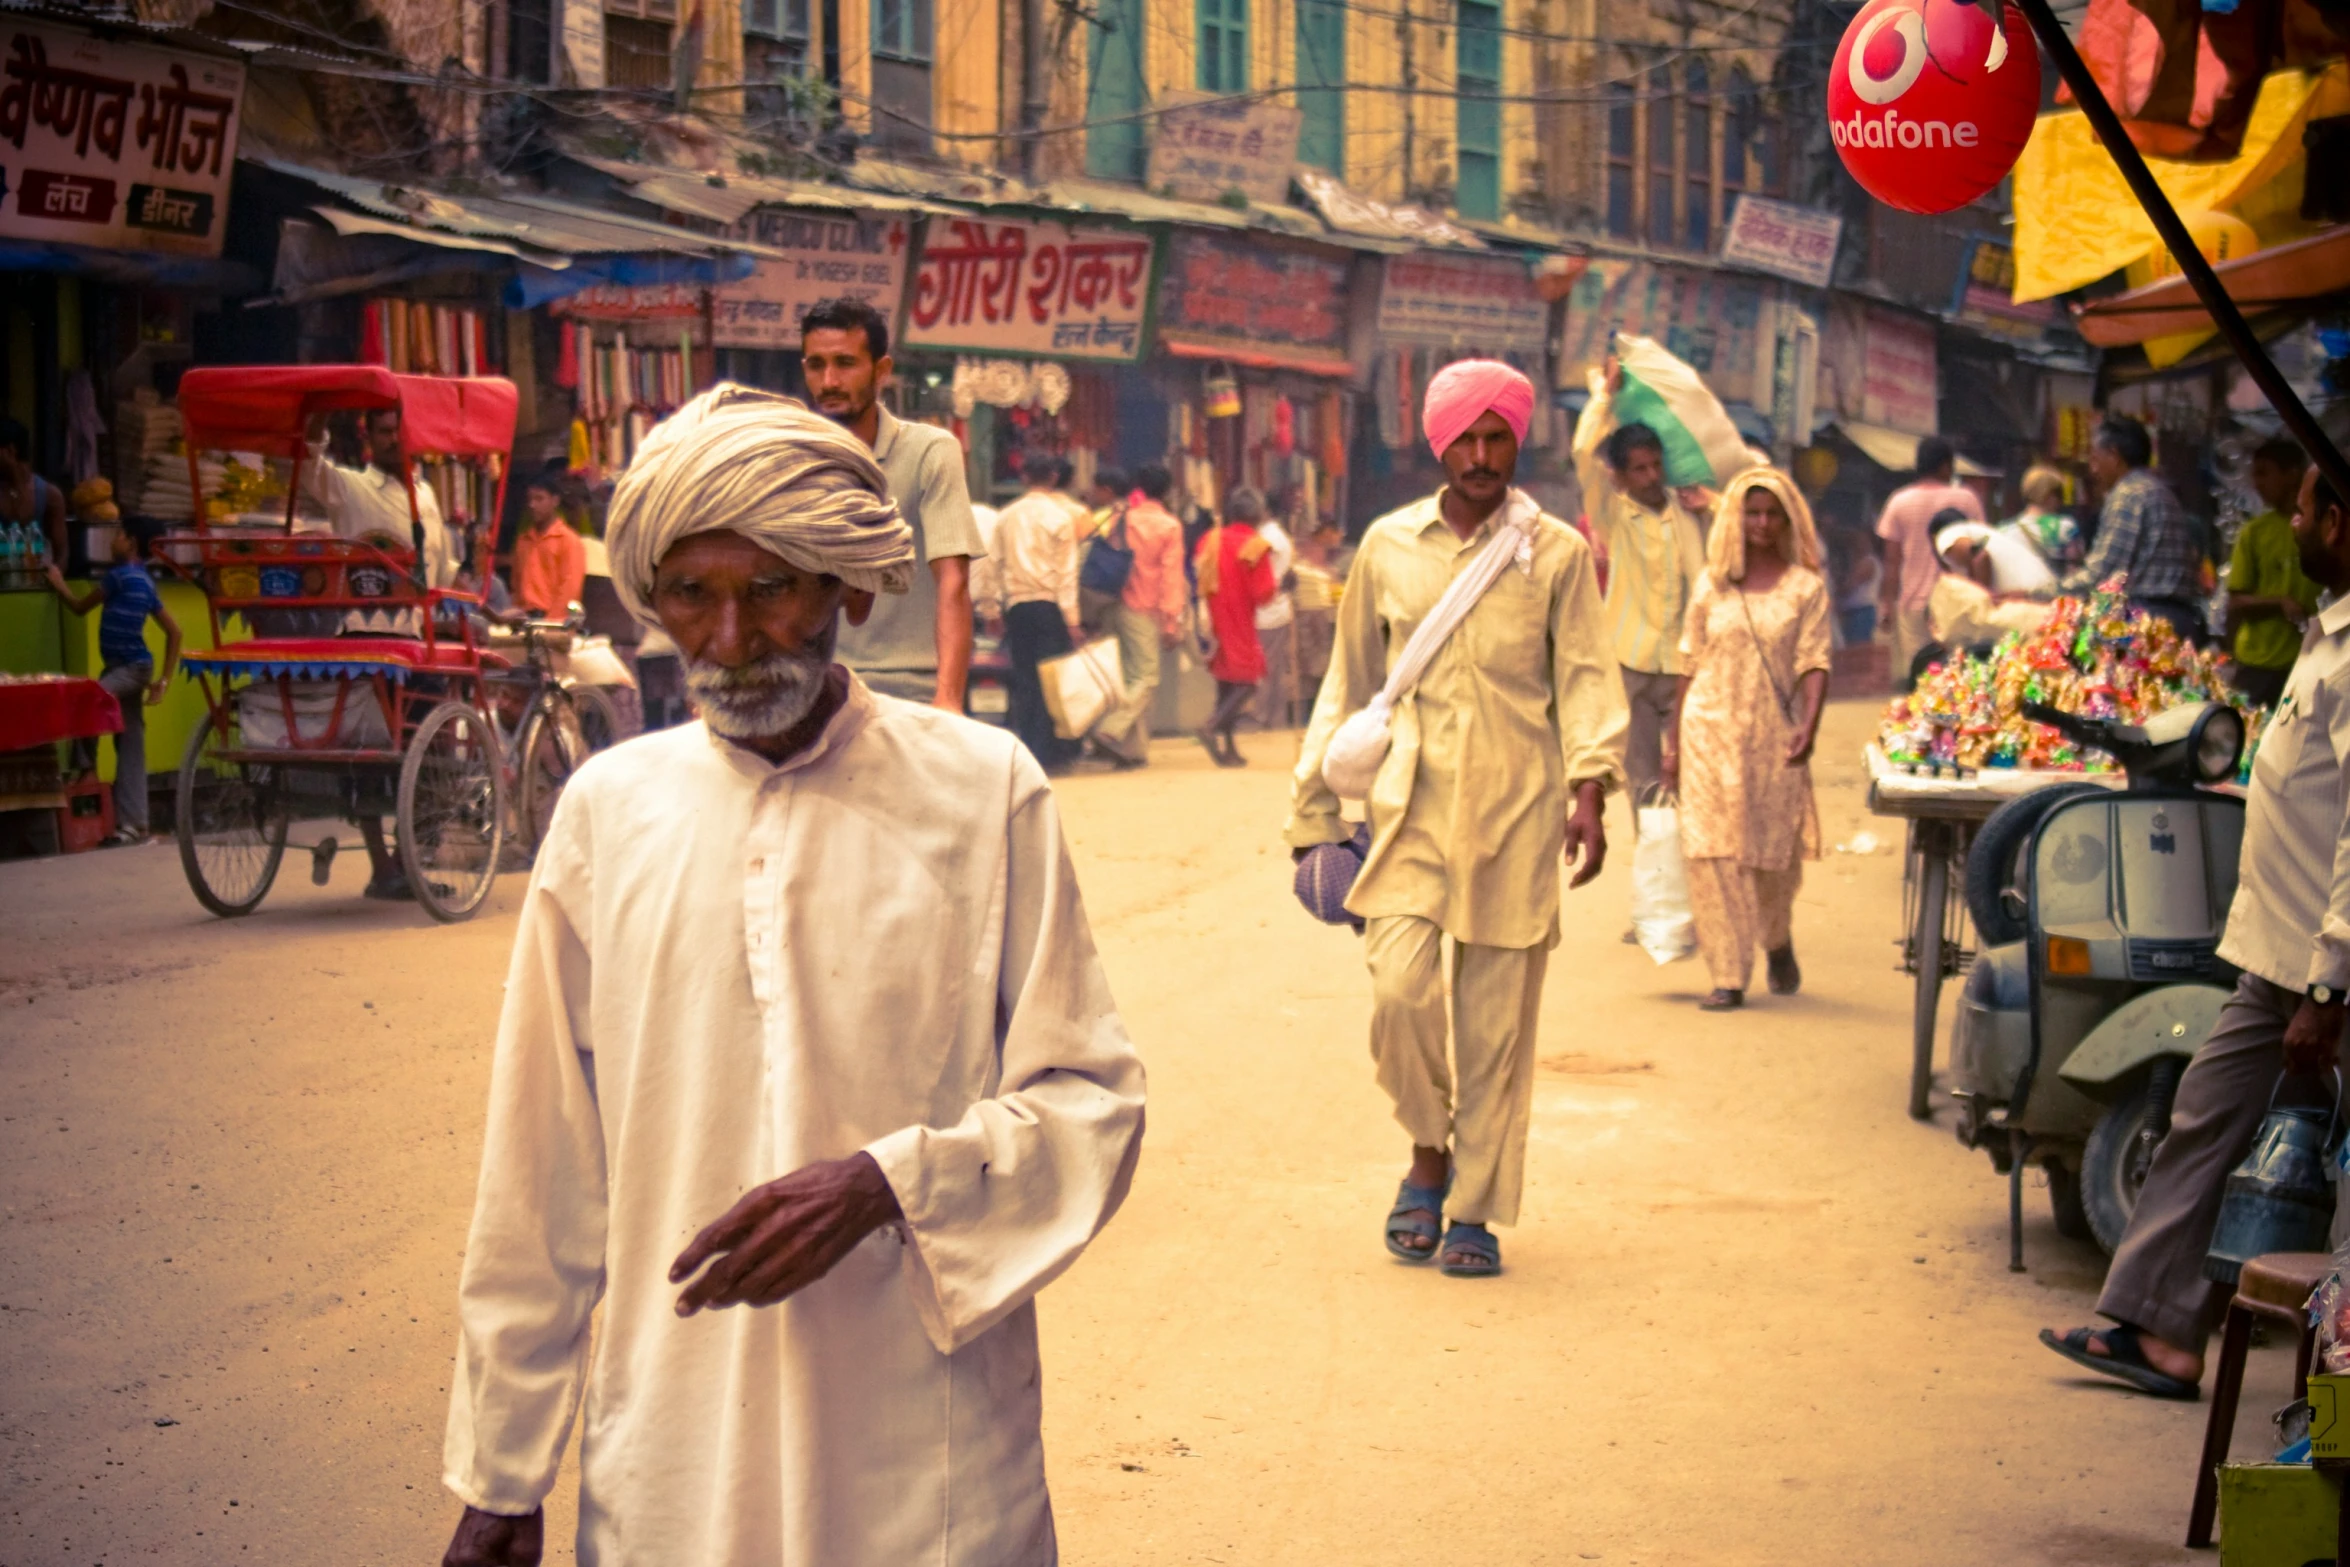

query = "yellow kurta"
[1286,493,1629,950]
[1570,384,1708,675]
[442,680,1146,1565]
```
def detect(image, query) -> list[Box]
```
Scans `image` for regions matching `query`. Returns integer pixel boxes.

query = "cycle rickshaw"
[162,365,577,923]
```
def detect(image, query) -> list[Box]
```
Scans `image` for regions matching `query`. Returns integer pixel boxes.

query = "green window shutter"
[1456,0,1500,219]
[1198,0,1248,93]
[1296,0,1344,173]
[1087,0,1148,179]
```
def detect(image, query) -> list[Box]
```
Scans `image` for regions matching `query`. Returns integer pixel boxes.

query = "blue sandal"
[1385,1177,1448,1262]
[1438,1222,1501,1278]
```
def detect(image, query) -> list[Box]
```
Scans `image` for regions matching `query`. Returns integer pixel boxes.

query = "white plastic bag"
[1630,800,1697,965]
[1039,637,1124,739]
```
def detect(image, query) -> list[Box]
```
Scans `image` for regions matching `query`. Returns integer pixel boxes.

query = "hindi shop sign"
[1155,231,1351,358]
[1145,92,1303,206]
[712,209,910,352]
[902,217,1155,362]
[0,20,243,256]
[1374,251,1547,351]
[1719,195,1842,288]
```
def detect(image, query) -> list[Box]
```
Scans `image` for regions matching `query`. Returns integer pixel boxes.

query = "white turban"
[604,383,917,626]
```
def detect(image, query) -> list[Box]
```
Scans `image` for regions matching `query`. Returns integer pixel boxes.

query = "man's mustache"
[1461,467,1504,482]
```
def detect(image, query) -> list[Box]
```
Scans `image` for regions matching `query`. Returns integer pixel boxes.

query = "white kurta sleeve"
[442,806,608,1515]
[864,776,1146,1355]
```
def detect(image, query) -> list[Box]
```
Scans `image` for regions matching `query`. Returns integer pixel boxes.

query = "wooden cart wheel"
[1909,828,1950,1120]
[396,700,505,924]
[175,708,290,918]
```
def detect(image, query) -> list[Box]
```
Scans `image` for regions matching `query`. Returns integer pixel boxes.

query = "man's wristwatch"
[2312,983,2342,1008]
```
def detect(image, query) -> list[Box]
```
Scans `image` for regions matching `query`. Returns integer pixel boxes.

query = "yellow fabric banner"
[2010,64,2350,305]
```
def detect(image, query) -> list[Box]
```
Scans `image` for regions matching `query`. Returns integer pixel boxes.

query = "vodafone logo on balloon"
[1827,0,2040,215]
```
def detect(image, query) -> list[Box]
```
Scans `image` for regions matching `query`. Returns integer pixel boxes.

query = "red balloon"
[1827,0,2041,215]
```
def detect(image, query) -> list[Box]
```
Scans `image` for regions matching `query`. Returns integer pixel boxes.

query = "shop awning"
[0,239,260,294]
[2074,225,2350,345]
[2010,63,2350,303]
[1293,167,1486,251]
[1156,331,1353,377]
[257,158,778,307]
[261,160,783,263]
[1032,179,1330,240]
[570,156,966,221]
[1831,421,1994,477]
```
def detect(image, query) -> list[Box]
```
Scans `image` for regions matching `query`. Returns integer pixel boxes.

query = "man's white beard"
[684,622,838,741]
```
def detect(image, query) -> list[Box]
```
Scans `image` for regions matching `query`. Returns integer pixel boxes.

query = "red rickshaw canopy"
[177,366,519,460]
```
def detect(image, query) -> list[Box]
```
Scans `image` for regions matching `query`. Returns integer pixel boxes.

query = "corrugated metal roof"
[261,160,786,260]
[570,155,966,221]
[1294,168,1486,251]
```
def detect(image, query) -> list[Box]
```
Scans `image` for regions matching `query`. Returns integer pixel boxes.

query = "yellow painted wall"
[837,0,872,135]
[936,0,1006,165]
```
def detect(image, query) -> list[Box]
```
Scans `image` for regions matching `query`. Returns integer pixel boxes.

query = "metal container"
[2206,1097,2339,1286]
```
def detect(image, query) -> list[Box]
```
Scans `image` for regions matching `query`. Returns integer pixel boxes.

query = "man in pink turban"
[1420,358,1536,460]
[1285,358,1628,1280]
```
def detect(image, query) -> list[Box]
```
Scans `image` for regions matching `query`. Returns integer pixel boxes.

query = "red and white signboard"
[712,210,910,351]
[1861,308,1938,434]
[902,217,1156,362]
[0,19,243,256]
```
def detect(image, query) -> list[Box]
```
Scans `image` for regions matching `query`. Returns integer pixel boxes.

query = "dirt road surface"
[1,699,2291,1565]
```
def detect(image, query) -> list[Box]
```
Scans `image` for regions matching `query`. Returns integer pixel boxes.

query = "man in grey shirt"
[801,297,984,707]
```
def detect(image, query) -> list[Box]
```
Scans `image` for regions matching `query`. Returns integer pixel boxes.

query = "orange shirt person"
[511,475,586,619]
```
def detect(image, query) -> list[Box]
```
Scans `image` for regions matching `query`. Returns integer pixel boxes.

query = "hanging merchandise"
[1274,396,1297,456]
[363,299,496,376]
[1203,363,1242,419]
[950,358,1074,418]
[556,320,580,390]
[1827,0,2041,214]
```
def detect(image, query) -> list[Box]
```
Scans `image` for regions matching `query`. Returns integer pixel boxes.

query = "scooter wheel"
[1965,782,2111,946]
[2081,1078,2168,1256]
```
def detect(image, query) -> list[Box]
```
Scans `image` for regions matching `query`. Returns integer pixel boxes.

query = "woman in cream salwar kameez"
[1663,468,1831,1011]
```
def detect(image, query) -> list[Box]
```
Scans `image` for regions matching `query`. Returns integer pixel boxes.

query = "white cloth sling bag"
[1321,489,1540,801]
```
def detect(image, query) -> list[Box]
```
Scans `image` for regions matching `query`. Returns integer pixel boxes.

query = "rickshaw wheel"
[175,709,290,918]
[397,700,506,924]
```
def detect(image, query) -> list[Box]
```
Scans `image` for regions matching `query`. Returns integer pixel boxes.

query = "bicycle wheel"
[397,700,505,923]
[515,695,586,851]
[571,684,630,751]
[175,708,290,917]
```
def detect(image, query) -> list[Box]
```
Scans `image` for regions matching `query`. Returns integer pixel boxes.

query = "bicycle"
[482,619,627,853]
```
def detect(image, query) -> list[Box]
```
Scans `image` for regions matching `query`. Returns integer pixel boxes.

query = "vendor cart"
[160,366,521,923]
[1866,747,2123,1119]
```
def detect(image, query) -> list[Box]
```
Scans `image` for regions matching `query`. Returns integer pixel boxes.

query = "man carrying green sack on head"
[1573,350,1707,947]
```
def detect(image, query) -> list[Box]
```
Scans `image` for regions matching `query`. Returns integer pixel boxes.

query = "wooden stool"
[2187,1250,2332,1549]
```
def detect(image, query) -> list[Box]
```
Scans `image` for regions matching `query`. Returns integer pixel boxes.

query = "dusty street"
[0,696,2295,1565]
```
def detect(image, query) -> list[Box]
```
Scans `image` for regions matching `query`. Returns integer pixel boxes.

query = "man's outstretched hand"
[443,1505,543,1566]
[670,1151,903,1317]
[1564,781,1608,889]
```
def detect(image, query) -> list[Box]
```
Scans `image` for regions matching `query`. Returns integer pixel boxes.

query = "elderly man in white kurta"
[437,384,1146,1567]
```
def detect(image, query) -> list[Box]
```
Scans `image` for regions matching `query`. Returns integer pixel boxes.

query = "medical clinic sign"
[902,217,1155,362]
[0,21,243,255]
[713,210,910,351]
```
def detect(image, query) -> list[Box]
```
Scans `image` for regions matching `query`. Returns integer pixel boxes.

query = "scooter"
[1947,698,2249,1269]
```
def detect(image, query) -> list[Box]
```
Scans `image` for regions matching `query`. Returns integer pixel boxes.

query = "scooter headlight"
[2191,704,2245,783]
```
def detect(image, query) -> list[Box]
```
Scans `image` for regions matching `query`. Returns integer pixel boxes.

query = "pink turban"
[1421,359,1535,459]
